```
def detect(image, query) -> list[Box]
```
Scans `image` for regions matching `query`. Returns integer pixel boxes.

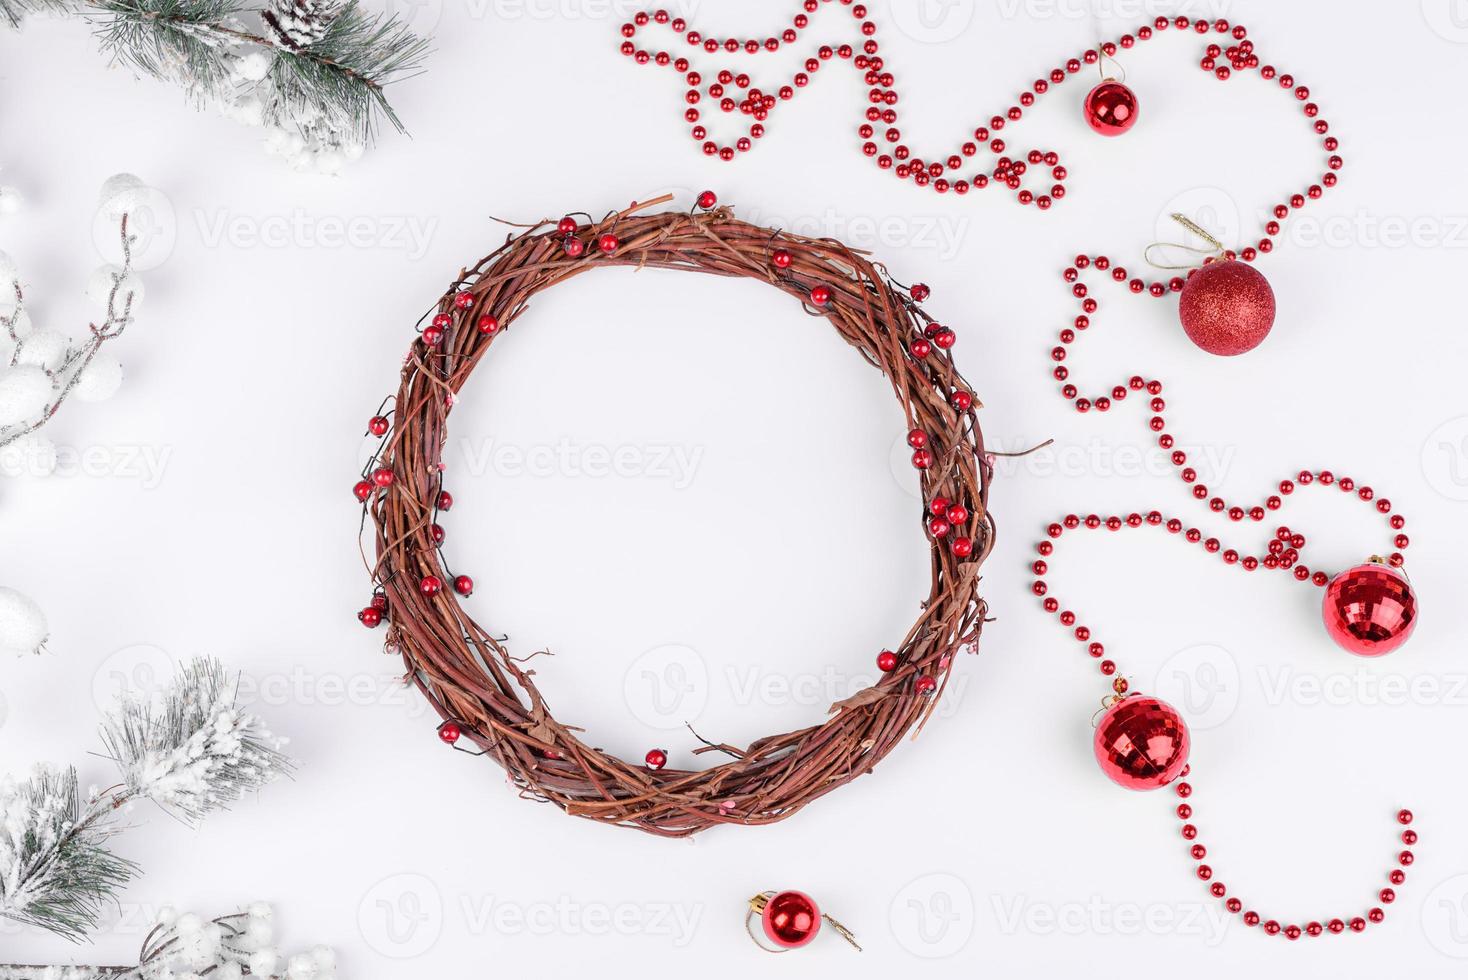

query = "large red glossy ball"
[762,891,821,949]
[1094,695,1190,790]
[1084,80,1139,136]
[1324,563,1418,656]
[1178,260,1276,356]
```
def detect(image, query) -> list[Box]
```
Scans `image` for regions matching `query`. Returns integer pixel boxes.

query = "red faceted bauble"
[762,891,821,949]
[1323,563,1418,656]
[1178,260,1276,356]
[1083,80,1139,136]
[1094,695,1190,790]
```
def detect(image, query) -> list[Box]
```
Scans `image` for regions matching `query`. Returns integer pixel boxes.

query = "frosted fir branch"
[0,769,136,943]
[1,0,428,169]
[99,658,292,824]
[0,659,292,940]
[0,902,336,979]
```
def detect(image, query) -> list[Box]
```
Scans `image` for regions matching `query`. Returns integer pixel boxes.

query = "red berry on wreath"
[951,390,973,411]
[598,233,621,254]
[906,429,928,449]
[1178,260,1275,356]
[477,314,500,334]
[910,339,932,359]
[353,480,373,502]
[1084,79,1140,136]
[454,291,475,310]
[645,748,667,770]
[563,236,586,257]
[876,650,898,672]
[914,675,937,696]
[951,536,974,557]
[911,448,933,469]
[910,282,930,302]
[1323,561,1418,656]
[933,329,957,350]
[1094,695,1190,790]
[810,284,832,306]
[437,490,454,511]
[358,607,382,628]
[946,505,969,525]
[557,217,577,235]
[371,467,394,487]
[928,517,950,538]
[432,313,452,329]
[420,575,443,596]
[423,325,444,346]
[438,721,462,744]
[372,594,390,611]
[930,496,951,514]
[454,575,475,596]
[772,248,792,269]
[430,523,446,544]
[368,415,389,436]
[697,189,718,209]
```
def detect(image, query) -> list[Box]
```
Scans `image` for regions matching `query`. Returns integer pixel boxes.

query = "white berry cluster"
[221,51,365,175]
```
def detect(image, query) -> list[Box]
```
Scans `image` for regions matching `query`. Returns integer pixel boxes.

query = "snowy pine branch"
[1,0,428,170]
[0,658,292,940]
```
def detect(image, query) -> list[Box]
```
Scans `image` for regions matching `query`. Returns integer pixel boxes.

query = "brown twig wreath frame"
[360,194,994,837]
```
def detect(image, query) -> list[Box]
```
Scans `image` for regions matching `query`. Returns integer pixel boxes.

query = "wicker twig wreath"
[358,194,994,836]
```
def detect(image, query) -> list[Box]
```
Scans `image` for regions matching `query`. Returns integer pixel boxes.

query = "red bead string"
[620,3,1339,214]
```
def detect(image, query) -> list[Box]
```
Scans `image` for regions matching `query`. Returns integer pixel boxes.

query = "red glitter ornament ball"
[1094,695,1190,790]
[1323,562,1418,656]
[761,891,821,949]
[1178,260,1276,356]
[1083,80,1140,136]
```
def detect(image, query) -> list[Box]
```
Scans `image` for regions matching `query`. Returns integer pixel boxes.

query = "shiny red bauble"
[810,285,832,306]
[1323,562,1418,656]
[371,467,394,487]
[771,249,792,269]
[422,325,444,346]
[876,650,898,672]
[645,748,667,770]
[1083,80,1140,136]
[556,217,577,235]
[358,607,382,628]
[453,291,475,310]
[420,575,443,596]
[1178,260,1276,356]
[951,390,973,411]
[1094,695,1190,790]
[453,575,475,596]
[438,721,462,744]
[697,189,718,209]
[352,480,373,502]
[951,537,973,557]
[598,233,620,254]
[563,236,586,257]
[761,891,821,949]
[368,415,389,436]
[477,314,500,334]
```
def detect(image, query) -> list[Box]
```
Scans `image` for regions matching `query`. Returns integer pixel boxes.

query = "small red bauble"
[1083,80,1140,136]
[772,248,792,269]
[563,236,586,257]
[760,891,820,949]
[453,291,475,310]
[352,480,373,502]
[556,217,577,235]
[1323,562,1418,656]
[437,490,454,511]
[358,607,382,628]
[1094,695,1190,790]
[876,650,898,672]
[454,575,475,596]
[368,415,389,436]
[438,721,462,744]
[697,189,718,209]
[420,575,443,596]
[477,315,500,334]
[1178,260,1276,356]
[810,285,832,306]
[645,748,667,770]
[598,233,620,254]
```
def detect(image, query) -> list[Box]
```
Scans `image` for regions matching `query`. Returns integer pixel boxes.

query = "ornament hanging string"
[1142,213,1228,270]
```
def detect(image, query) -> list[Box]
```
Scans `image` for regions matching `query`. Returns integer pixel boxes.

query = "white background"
[3,0,1468,975]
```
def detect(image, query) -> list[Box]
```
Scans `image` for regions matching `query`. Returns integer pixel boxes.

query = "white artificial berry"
[0,186,22,215]
[0,433,59,477]
[157,906,179,926]
[215,965,244,980]
[315,150,344,175]
[0,365,54,424]
[248,949,279,976]
[288,152,316,173]
[73,356,124,402]
[310,946,336,969]
[85,264,145,308]
[0,586,47,655]
[98,173,148,218]
[15,329,68,370]
[232,95,266,127]
[235,51,273,81]
[248,901,274,919]
[286,954,318,980]
[342,141,366,161]
[245,914,274,944]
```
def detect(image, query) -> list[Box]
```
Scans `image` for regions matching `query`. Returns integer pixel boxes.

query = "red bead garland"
[621,5,1340,218]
